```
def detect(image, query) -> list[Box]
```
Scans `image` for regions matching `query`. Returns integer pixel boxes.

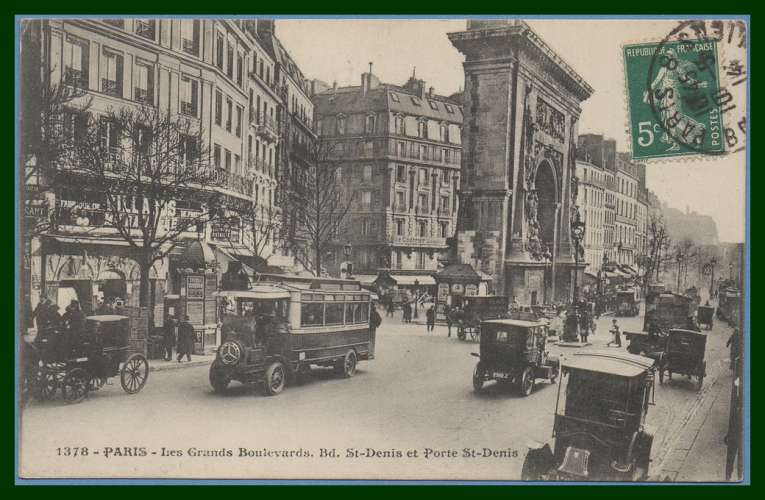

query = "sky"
[277,19,746,243]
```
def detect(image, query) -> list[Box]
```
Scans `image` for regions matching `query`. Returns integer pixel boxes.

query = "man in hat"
[607,318,622,347]
[176,315,194,363]
[163,314,177,361]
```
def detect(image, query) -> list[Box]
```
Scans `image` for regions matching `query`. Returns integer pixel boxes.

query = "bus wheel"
[337,350,357,378]
[264,362,286,396]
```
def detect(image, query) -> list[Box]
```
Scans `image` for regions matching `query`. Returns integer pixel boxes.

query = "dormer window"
[445,104,454,113]
[390,92,400,102]
[428,100,439,111]
[410,96,421,106]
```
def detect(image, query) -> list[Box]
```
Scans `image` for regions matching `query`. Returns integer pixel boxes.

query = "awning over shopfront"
[354,275,379,285]
[388,275,436,286]
[210,243,255,277]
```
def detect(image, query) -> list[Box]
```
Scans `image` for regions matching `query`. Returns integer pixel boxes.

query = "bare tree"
[643,213,673,290]
[67,104,227,309]
[280,139,354,276]
[226,200,282,267]
[673,238,697,292]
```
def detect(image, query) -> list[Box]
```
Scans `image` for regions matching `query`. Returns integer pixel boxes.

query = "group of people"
[162,314,196,363]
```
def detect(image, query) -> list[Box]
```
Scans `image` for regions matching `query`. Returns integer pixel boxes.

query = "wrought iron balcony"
[134,87,152,104]
[102,78,122,98]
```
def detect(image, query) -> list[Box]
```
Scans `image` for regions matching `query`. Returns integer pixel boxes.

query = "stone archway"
[534,160,559,249]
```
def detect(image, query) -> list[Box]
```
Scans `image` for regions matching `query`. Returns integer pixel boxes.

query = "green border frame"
[5,1,755,497]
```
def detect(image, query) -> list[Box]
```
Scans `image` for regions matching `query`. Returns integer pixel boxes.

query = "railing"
[135,21,156,40]
[65,68,87,88]
[134,87,152,104]
[389,235,448,247]
[292,110,314,131]
[210,168,253,197]
[182,38,199,55]
[180,101,197,117]
[102,78,121,98]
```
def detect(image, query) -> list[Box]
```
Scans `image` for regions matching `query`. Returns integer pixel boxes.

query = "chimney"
[333,80,337,91]
[428,86,435,97]
[361,73,368,96]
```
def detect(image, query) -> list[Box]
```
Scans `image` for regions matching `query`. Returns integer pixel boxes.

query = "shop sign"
[438,283,449,299]
[186,275,205,300]
[451,283,465,296]
[466,284,478,296]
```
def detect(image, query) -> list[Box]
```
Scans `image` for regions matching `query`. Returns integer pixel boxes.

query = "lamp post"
[342,241,353,279]
[708,257,717,299]
[563,219,586,342]
[413,278,420,319]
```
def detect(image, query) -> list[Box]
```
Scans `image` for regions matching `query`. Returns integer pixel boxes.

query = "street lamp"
[563,219,585,343]
[413,278,420,319]
[343,241,353,279]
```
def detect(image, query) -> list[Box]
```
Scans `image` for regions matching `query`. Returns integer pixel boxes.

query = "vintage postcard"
[16,16,748,484]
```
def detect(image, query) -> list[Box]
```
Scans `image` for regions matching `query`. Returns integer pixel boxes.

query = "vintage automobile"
[27,315,149,404]
[661,329,707,390]
[454,295,509,341]
[624,330,667,383]
[717,287,741,327]
[471,319,558,396]
[522,351,656,481]
[616,289,640,317]
[209,277,374,396]
[697,304,715,330]
[643,292,697,333]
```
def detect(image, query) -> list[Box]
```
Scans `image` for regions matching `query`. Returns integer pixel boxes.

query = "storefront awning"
[354,274,379,285]
[48,235,133,246]
[390,275,436,286]
[212,244,255,276]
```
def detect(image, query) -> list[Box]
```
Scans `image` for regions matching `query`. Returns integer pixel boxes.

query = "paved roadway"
[19,308,733,481]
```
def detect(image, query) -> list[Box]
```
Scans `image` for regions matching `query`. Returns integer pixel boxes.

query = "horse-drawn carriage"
[717,287,741,327]
[453,296,508,341]
[24,315,149,404]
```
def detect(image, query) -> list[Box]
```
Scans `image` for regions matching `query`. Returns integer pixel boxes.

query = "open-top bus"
[210,275,374,396]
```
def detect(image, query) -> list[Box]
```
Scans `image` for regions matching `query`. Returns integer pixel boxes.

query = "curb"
[149,358,214,372]
[653,359,726,481]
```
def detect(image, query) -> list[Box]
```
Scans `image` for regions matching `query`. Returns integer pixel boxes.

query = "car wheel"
[339,350,357,379]
[263,361,286,396]
[472,365,484,393]
[209,364,231,393]
[520,367,534,396]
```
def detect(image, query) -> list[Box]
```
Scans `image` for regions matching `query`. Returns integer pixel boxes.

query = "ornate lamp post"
[562,219,586,342]
[413,278,420,319]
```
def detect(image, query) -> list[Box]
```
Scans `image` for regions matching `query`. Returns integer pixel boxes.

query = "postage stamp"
[624,38,724,160]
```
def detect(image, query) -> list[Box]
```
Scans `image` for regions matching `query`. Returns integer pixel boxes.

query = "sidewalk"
[148,353,216,372]
[656,364,736,482]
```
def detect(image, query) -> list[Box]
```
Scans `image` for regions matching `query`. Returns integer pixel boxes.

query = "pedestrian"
[579,308,590,343]
[369,302,382,337]
[426,305,436,332]
[61,300,85,358]
[444,304,453,337]
[403,301,411,323]
[163,314,177,361]
[386,298,395,317]
[727,328,740,370]
[607,318,622,347]
[176,315,194,362]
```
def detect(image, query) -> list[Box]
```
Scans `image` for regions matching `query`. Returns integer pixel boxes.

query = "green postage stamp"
[623,38,724,160]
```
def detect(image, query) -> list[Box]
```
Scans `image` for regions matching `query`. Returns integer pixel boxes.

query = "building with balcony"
[243,19,317,271]
[575,159,608,274]
[312,66,463,276]
[20,18,314,327]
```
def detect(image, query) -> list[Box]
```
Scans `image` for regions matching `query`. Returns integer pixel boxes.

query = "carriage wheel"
[35,369,59,401]
[697,361,706,391]
[62,368,90,404]
[120,354,149,394]
[264,361,286,396]
[472,364,484,393]
[209,364,231,394]
[457,327,466,341]
[520,367,535,397]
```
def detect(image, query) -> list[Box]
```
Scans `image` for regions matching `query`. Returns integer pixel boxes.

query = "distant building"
[313,66,463,276]
[662,204,720,246]
[575,159,607,273]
